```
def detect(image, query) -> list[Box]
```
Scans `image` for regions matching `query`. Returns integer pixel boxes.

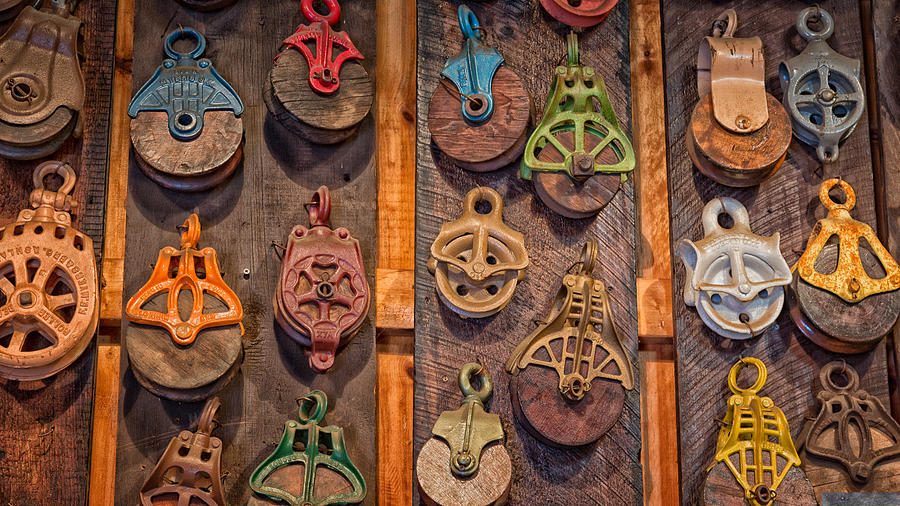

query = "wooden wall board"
[113,1,378,504]
[415,1,642,504]
[661,0,892,503]
[0,0,115,502]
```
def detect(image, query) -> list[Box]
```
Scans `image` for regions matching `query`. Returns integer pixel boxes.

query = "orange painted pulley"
[539,0,618,28]
[0,161,98,381]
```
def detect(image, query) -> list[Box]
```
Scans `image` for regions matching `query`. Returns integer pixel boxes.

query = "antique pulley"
[788,179,900,354]
[427,5,532,172]
[427,187,528,319]
[417,363,511,506]
[129,28,244,192]
[0,1,84,160]
[249,390,366,506]
[520,32,634,219]
[140,397,227,506]
[779,7,864,163]
[539,0,618,28]
[687,10,792,187]
[0,161,97,381]
[124,214,244,401]
[274,186,369,374]
[174,0,238,11]
[265,0,373,144]
[799,361,900,485]
[703,358,816,506]
[506,240,634,447]
[677,197,791,340]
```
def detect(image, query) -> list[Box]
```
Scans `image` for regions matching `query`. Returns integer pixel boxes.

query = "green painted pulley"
[520,32,634,219]
[249,390,366,505]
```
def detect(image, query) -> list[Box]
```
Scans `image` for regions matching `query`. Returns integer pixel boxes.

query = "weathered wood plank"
[114,1,378,503]
[662,1,891,503]
[415,1,642,503]
[0,0,115,502]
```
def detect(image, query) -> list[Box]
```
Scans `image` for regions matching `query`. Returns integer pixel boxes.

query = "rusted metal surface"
[506,239,632,447]
[688,9,791,187]
[0,4,84,160]
[799,362,900,484]
[538,0,618,28]
[140,397,227,506]
[274,186,369,374]
[677,197,791,339]
[125,214,244,347]
[0,161,97,381]
[427,187,528,319]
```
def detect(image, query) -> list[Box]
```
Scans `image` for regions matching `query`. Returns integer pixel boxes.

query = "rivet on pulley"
[677,198,791,340]
[539,0,619,28]
[249,390,367,505]
[0,2,84,160]
[788,179,900,354]
[703,358,816,506]
[779,7,864,163]
[520,32,634,219]
[274,186,370,374]
[427,5,532,172]
[129,28,245,192]
[417,363,511,506]
[125,214,244,401]
[687,10,792,187]
[506,239,634,447]
[427,187,528,318]
[173,0,239,12]
[265,0,373,144]
[0,161,97,381]
[798,361,900,485]
[140,397,227,506]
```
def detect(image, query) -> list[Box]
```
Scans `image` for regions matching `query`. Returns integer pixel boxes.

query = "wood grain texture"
[662,1,891,503]
[376,267,414,330]
[416,1,642,503]
[114,1,378,504]
[377,333,414,505]
[0,0,115,502]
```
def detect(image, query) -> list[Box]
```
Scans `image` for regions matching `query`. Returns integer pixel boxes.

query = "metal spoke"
[0,276,13,297]
[12,256,27,286]
[817,65,830,94]
[7,329,26,352]
[49,293,77,311]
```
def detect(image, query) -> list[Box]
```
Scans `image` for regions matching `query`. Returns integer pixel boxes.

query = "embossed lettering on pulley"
[678,197,791,340]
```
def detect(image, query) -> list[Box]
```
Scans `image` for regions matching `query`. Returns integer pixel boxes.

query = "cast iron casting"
[0,161,97,380]
[249,390,366,505]
[441,5,503,123]
[274,186,369,374]
[539,0,618,28]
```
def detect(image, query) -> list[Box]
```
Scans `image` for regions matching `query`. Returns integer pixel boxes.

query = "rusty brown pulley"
[0,161,97,381]
[687,10,792,187]
[0,2,84,160]
[788,179,900,354]
[125,214,244,401]
[140,397,227,506]
[428,187,528,318]
[274,186,370,374]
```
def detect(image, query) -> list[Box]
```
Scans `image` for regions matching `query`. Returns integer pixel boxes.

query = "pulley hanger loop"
[301,0,340,26]
[164,28,207,60]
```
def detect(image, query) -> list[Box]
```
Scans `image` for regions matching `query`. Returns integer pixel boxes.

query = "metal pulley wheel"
[417,363,511,506]
[265,0,373,144]
[274,186,370,374]
[0,3,84,160]
[173,0,238,11]
[427,5,532,172]
[140,397,227,506]
[789,179,900,353]
[129,28,244,192]
[539,0,618,28]
[0,161,97,381]
[687,10,792,187]
[506,240,634,447]
[125,214,244,401]
[779,7,864,163]
[678,197,791,340]
[428,187,528,318]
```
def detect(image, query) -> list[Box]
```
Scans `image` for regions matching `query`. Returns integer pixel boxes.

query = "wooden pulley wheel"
[417,439,511,506]
[428,67,532,172]
[0,161,98,381]
[532,128,623,219]
[173,0,239,12]
[0,1,37,22]
[702,462,816,505]
[687,93,792,187]
[539,0,618,28]
[789,244,900,354]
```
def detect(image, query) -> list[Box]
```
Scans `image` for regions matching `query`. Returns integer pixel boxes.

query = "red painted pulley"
[540,0,618,28]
